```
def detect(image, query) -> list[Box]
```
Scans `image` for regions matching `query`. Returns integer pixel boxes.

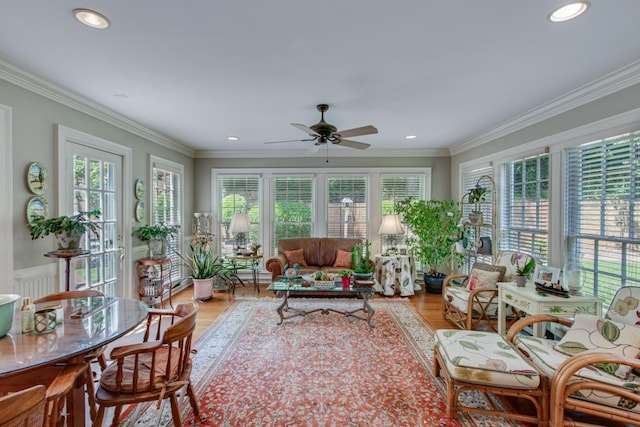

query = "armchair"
[507,286,640,426]
[443,251,537,331]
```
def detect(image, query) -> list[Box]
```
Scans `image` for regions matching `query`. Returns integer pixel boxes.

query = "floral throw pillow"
[466,269,501,291]
[555,313,640,379]
[283,248,307,268]
[333,249,352,268]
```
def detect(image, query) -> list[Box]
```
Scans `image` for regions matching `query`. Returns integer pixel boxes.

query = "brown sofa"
[265,238,362,281]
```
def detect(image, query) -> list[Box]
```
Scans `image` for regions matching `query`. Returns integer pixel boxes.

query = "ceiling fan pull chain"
[326,143,329,163]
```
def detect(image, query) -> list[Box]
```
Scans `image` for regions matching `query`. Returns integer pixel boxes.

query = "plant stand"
[44,250,90,292]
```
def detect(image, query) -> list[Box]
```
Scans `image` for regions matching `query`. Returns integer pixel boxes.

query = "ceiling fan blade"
[306,145,321,154]
[291,123,321,137]
[264,138,316,144]
[337,139,370,150]
[334,125,378,139]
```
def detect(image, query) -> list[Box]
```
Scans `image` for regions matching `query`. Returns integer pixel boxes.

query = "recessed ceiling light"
[227,136,239,141]
[73,9,110,29]
[112,93,128,98]
[405,135,417,139]
[548,2,590,22]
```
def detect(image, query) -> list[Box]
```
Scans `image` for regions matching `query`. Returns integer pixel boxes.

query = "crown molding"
[0,57,195,157]
[194,147,450,159]
[449,60,640,156]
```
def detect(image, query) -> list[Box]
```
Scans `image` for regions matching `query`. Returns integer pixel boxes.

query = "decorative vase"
[424,272,446,294]
[148,238,168,259]
[341,276,351,290]
[55,231,82,251]
[193,277,214,301]
[515,275,527,287]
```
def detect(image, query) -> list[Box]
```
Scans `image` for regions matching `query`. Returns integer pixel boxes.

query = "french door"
[57,126,132,297]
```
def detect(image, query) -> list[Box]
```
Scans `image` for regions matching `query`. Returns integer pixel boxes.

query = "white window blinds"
[500,154,549,264]
[152,162,182,282]
[565,130,640,303]
[327,176,368,239]
[381,175,424,214]
[272,176,314,249]
[218,176,260,256]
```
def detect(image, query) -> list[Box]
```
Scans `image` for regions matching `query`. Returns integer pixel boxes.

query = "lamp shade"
[378,214,404,235]
[229,213,250,234]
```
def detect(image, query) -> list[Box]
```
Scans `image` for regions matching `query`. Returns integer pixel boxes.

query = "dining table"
[0,295,148,426]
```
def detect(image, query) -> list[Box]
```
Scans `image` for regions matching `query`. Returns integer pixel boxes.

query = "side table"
[136,257,172,307]
[497,282,601,336]
[44,250,90,292]
[374,254,418,296]
[226,254,262,295]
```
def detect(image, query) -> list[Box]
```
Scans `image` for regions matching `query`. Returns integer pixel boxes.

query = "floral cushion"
[444,286,499,315]
[606,286,640,325]
[515,334,640,414]
[466,269,501,291]
[435,329,540,389]
[554,313,640,379]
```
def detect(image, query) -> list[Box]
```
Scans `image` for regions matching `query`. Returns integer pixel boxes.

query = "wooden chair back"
[0,385,46,427]
[34,289,103,304]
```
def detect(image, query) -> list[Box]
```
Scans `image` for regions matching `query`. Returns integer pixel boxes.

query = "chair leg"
[94,405,105,427]
[169,394,182,426]
[83,364,97,421]
[186,383,201,419]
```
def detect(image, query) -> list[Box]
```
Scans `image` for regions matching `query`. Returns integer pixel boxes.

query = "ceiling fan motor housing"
[310,104,338,140]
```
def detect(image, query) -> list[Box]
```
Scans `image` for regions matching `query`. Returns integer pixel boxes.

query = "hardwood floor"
[171,281,451,341]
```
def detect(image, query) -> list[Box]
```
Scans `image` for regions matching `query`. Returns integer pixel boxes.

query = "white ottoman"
[433,329,547,426]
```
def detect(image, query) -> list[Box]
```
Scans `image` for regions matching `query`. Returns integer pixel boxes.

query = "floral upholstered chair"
[443,251,538,331]
[507,286,640,426]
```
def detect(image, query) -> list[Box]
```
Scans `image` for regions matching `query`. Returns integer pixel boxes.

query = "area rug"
[122,298,522,426]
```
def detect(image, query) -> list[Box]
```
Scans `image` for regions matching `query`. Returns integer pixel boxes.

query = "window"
[272,176,314,248]
[381,175,424,214]
[327,176,368,239]
[217,176,260,256]
[461,166,494,266]
[151,158,182,282]
[565,130,640,304]
[500,154,549,264]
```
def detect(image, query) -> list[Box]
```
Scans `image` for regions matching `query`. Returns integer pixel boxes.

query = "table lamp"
[229,213,250,254]
[378,214,404,255]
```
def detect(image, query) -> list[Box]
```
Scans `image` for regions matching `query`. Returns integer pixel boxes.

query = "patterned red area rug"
[122,298,521,426]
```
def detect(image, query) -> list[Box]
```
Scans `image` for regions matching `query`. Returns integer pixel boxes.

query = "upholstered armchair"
[443,251,538,331]
[507,286,640,426]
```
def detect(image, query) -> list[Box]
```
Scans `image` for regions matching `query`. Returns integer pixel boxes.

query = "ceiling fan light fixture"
[73,8,110,29]
[548,2,590,22]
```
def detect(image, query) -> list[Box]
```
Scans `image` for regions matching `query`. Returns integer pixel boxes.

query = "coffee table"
[266,281,379,327]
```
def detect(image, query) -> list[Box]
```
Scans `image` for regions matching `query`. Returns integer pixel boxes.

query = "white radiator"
[13,264,58,299]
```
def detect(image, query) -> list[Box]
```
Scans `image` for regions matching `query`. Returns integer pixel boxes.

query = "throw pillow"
[555,313,640,379]
[283,248,307,268]
[333,249,352,268]
[466,269,501,291]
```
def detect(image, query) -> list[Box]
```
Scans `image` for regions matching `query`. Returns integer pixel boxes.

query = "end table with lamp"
[226,254,262,294]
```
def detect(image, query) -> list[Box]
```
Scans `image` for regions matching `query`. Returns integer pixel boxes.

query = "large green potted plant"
[395,198,462,293]
[177,240,232,300]
[132,223,180,259]
[351,240,374,280]
[29,210,101,251]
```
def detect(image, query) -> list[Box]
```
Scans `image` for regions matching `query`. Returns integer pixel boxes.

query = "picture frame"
[135,179,145,201]
[27,162,48,195]
[534,265,561,285]
[26,196,49,225]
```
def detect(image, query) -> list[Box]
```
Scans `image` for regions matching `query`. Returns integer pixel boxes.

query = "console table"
[497,282,601,336]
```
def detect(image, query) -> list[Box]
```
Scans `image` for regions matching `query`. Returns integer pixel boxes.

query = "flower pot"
[193,277,214,300]
[352,272,373,281]
[148,238,168,259]
[341,276,351,290]
[515,275,527,287]
[468,212,482,225]
[424,272,446,294]
[55,231,82,251]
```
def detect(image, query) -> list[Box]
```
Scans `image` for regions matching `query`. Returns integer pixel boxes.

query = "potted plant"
[467,184,487,224]
[339,269,352,289]
[395,198,462,293]
[351,240,374,280]
[177,240,233,300]
[29,210,101,251]
[132,223,180,259]
[512,253,536,287]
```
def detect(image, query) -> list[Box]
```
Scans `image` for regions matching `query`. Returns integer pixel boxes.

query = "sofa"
[265,238,363,281]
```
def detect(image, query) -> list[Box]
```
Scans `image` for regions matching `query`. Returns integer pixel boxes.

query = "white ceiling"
[1,1,640,158]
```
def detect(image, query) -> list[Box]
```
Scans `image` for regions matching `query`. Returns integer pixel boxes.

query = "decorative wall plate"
[27,196,49,225]
[135,179,145,200]
[135,201,145,222]
[27,162,48,195]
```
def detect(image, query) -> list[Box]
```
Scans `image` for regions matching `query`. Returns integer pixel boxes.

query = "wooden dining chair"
[0,384,46,427]
[34,289,106,421]
[94,302,201,426]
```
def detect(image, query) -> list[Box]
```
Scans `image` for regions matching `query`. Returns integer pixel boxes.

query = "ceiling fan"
[265,104,378,150]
